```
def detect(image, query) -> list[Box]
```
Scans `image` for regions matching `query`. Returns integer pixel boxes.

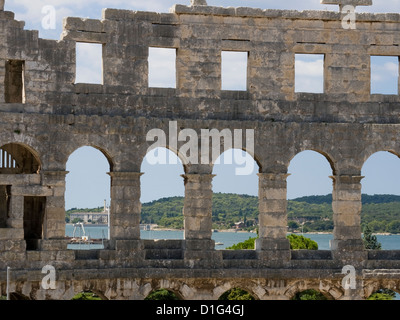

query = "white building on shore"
[69,200,110,224]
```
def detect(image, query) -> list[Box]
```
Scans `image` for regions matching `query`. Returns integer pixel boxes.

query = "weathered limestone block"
[256,173,291,266]
[190,0,207,6]
[321,0,372,6]
[330,175,367,264]
[108,172,143,241]
[182,174,214,241]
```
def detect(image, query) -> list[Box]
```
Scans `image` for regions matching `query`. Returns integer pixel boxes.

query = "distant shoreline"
[65,224,397,236]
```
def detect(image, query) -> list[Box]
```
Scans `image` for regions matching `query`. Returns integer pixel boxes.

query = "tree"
[287,234,318,250]
[226,234,318,250]
[291,289,327,300]
[71,291,101,300]
[362,227,397,300]
[362,225,382,250]
[219,288,255,300]
[368,289,396,300]
[145,289,180,300]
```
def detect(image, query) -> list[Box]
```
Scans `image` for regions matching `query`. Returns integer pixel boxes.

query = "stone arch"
[145,288,183,300]
[211,148,259,232]
[218,287,256,300]
[65,145,112,211]
[140,146,186,237]
[211,147,261,174]
[65,144,114,172]
[363,280,400,300]
[285,280,338,300]
[288,148,336,176]
[140,144,190,174]
[144,279,186,300]
[0,143,41,174]
[62,280,109,300]
[213,282,261,300]
[8,292,31,300]
[361,150,400,194]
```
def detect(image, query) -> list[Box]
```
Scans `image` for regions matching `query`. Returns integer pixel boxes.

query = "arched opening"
[0,144,44,250]
[367,288,400,300]
[65,146,112,249]
[0,143,41,174]
[218,287,256,300]
[145,288,182,300]
[140,147,185,240]
[361,152,400,242]
[287,150,334,250]
[1,292,31,300]
[212,149,259,249]
[291,289,328,300]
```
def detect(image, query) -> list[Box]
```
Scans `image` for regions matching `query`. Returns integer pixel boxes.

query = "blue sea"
[65,225,400,250]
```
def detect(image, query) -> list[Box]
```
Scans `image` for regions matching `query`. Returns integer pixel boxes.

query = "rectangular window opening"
[148,47,177,88]
[75,42,103,84]
[295,54,325,93]
[5,60,25,103]
[24,196,46,251]
[221,51,248,91]
[370,55,399,95]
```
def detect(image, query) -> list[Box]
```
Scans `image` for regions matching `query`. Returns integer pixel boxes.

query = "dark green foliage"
[226,237,256,250]
[368,289,396,300]
[287,234,318,250]
[226,234,318,250]
[67,194,400,234]
[145,289,180,300]
[71,291,101,300]
[291,289,327,300]
[218,288,255,300]
[363,225,382,250]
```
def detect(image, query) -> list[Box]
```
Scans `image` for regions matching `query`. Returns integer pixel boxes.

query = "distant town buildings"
[69,200,110,224]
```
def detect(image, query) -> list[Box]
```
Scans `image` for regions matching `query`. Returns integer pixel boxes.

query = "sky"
[3,0,399,209]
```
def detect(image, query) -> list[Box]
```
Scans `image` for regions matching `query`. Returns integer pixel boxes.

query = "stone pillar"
[108,172,143,250]
[7,194,24,237]
[182,173,221,267]
[256,173,291,266]
[40,171,69,251]
[0,0,4,11]
[330,175,367,264]
[41,171,68,239]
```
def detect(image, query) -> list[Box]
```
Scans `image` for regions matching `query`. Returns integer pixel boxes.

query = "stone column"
[256,173,291,266]
[42,171,68,240]
[39,171,69,251]
[182,173,221,267]
[330,175,366,264]
[0,0,4,11]
[108,172,143,250]
[7,194,24,237]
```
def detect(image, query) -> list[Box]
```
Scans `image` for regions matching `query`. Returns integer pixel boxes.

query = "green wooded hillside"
[137,193,400,233]
[66,193,400,233]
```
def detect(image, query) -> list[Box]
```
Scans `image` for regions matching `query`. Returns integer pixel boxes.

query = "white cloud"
[371,56,399,94]
[75,43,103,84]
[295,55,324,93]
[221,51,247,91]
[148,47,176,88]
